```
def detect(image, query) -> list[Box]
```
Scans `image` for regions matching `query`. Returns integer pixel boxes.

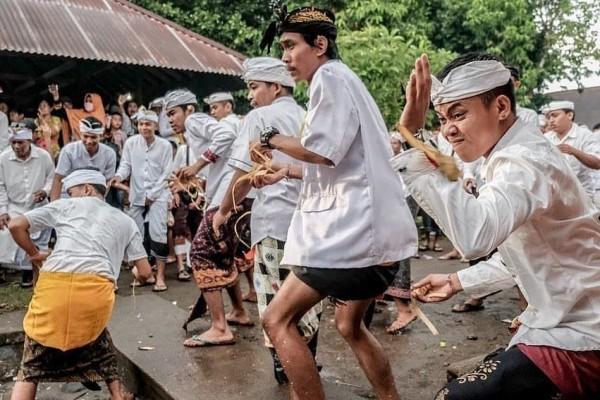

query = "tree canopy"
[133,0,599,126]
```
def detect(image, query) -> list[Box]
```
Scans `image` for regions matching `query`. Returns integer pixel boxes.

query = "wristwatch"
[260,126,280,149]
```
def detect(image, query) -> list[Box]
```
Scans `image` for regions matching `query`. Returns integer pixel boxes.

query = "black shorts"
[292,262,400,301]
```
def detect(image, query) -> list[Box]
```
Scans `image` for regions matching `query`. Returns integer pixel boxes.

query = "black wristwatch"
[260,126,280,149]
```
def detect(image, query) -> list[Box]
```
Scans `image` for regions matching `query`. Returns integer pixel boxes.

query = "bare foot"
[242,291,257,303]
[225,311,252,326]
[183,328,234,347]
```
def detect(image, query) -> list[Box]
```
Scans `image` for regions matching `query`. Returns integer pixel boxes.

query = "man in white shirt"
[112,110,172,291]
[213,57,322,384]
[204,92,241,133]
[8,168,152,400]
[164,90,252,347]
[50,117,116,201]
[149,97,175,141]
[505,65,539,132]
[399,53,600,399]
[203,91,257,301]
[0,128,54,287]
[255,7,418,400]
[544,100,600,202]
[0,108,9,153]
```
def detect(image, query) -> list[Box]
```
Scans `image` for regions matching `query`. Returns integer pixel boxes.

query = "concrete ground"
[116,242,518,400]
[0,240,520,399]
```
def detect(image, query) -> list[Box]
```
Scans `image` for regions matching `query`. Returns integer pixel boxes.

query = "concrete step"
[110,294,367,400]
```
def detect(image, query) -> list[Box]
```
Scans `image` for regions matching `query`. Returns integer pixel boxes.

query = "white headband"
[542,100,575,114]
[79,119,104,135]
[431,60,511,106]
[136,109,159,123]
[243,57,295,88]
[9,127,33,141]
[62,169,106,191]
[163,89,198,110]
[203,92,234,105]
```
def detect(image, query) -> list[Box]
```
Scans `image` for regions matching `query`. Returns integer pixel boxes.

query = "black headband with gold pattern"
[260,2,337,53]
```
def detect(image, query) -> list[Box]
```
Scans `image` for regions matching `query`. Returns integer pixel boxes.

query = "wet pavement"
[114,242,519,400]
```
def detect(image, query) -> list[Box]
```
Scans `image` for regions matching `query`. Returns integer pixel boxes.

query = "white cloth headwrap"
[243,57,295,88]
[149,97,164,109]
[9,127,33,141]
[79,119,104,136]
[203,92,234,105]
[163,89,198,110]
[431,60,511,106]
[542,100,575,114]
[136,109,159,123]
[62,169,106,191]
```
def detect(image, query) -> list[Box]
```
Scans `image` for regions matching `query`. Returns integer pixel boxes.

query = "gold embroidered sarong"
[23,271,115,351]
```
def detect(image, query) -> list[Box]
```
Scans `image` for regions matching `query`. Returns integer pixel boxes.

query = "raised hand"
[399,54,432,134]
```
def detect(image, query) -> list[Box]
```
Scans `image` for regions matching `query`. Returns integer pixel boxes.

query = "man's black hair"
[300,32,339,60]
[505,64,520,80]
[265,82,294,95]
[90,184,107,197]
[438,52,516,114]
[592,122,600,131]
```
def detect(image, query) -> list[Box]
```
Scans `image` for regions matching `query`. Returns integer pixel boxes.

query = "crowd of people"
[1,3,600,400]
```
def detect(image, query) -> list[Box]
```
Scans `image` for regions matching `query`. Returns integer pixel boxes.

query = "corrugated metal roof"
[0,0,245,76]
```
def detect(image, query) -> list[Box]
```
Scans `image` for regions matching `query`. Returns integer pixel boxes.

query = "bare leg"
[335,300,401,400]
[184,290,234,344]
[107,380,133,400]
[10,382,37,400]
[243,267,257,302]
[155,260,166,287]
[225,282,251,325]
[262,273,326,400]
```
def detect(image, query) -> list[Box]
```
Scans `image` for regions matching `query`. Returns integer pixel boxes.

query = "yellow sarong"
[23,271,115,352]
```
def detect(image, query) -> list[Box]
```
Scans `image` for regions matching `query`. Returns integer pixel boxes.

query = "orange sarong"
[23,271,115,351]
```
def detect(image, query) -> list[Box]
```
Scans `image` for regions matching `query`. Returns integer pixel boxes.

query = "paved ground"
[0,240,520,399]
[117,241,518,400]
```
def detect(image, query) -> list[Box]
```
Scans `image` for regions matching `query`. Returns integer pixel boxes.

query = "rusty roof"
[0,0,246,76]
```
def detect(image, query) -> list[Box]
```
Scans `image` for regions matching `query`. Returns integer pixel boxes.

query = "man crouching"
[8,168,152,400]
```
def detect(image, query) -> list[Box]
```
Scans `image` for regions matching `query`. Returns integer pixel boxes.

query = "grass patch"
[0,282,31,314]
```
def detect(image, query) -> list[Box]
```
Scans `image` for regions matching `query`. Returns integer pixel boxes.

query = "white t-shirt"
[25,197,147,282]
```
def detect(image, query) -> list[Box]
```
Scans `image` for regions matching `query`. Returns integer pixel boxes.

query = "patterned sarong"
[254,237,322,347]
[190,199,253,291]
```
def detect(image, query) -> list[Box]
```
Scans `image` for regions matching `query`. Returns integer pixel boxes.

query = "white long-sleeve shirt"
[0,146,54,216]
[116,135,172,206]
[404,119,600,351]
[184,113,237,208]
[546,123,600,198]
[0,146,55,265]
[0,112,8,153]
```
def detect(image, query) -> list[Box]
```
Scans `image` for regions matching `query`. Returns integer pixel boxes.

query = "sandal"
[418,244,430,251]
[433,246,444,252]
[177,270,191,281]
[451,302,484,313]
[152,284,168,292]
[130,278,156,287]
[386,315,418,335]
